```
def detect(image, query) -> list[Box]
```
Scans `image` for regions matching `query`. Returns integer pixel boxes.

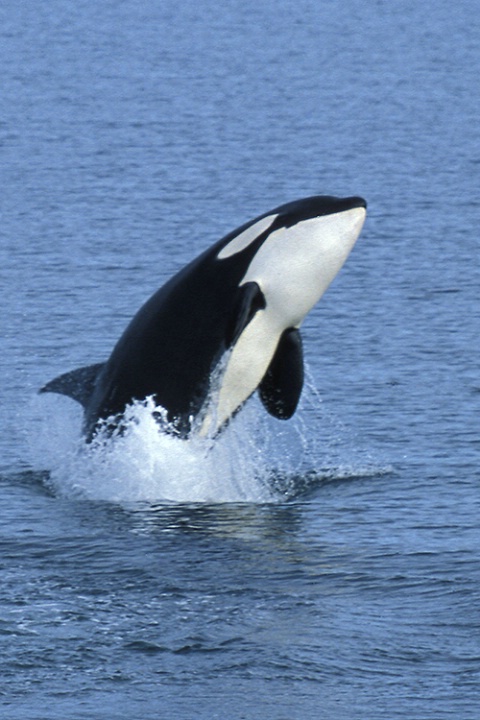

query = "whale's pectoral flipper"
[258,328,304,419]
[39,363,104,408]
[226,281,266,347]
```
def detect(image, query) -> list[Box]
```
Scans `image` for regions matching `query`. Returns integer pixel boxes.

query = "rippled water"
[1,0,480,718]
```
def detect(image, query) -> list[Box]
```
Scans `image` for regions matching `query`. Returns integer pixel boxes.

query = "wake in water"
[28,378,389,504]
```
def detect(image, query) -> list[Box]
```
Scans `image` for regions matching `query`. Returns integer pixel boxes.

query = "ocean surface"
[1,0,479,717]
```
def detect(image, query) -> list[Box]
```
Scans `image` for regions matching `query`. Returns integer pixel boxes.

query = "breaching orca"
[40,195,367,440]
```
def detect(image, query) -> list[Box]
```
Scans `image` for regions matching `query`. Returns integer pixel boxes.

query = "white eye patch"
[217,214,278,260]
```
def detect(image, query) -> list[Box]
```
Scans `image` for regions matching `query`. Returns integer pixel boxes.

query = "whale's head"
[198,195,367,436]
[217,195,366,331]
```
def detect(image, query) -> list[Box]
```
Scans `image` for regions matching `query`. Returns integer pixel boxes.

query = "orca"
[40,195,367,440]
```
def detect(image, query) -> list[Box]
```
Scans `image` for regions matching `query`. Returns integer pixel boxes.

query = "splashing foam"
[29,379,390,504]
[29,394,302,503]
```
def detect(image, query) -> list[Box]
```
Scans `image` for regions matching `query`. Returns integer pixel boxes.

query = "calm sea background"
[1,0,479,718]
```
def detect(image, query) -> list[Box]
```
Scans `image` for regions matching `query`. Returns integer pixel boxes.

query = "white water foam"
[28,394,297,502]
[28,381,390,504]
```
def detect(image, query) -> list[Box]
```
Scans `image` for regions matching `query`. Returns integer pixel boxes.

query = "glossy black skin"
[40,195,366,439]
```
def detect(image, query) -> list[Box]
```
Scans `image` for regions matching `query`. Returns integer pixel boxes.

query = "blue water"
[1,0,480,717]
